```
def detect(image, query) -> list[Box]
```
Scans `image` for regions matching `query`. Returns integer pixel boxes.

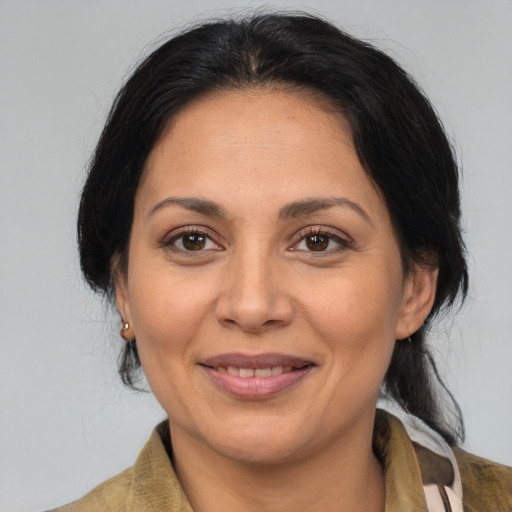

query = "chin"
[215,438,303,466]
[205,418,315,466]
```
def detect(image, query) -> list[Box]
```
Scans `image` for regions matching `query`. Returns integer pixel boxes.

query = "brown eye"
[162,228,221,254]
[305,234,329,251]
[182,233,206,251]
[292,229,351,254]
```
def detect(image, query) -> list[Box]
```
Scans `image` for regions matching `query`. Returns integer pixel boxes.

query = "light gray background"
[1,1,511,510]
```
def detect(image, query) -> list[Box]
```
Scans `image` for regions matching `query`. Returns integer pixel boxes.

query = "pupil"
[306,234,328,251]
[183,233,205,250]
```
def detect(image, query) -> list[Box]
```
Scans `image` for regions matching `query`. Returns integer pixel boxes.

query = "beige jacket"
[49,410,512,512]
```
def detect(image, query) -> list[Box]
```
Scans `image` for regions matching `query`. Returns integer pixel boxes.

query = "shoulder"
[44,421,192,512]
[453,447,512,511]
[44,467,134,512]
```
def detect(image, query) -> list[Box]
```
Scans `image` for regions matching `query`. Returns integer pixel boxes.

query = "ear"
[111,253,135,339]
[395,261,438,340]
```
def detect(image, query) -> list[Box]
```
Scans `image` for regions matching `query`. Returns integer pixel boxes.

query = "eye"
[303,233,330,251]
[292,228,351,253]
[162,228,222,253]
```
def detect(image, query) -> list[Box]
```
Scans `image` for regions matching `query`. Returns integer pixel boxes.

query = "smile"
[215,366,295,377]
[199,353,315,399]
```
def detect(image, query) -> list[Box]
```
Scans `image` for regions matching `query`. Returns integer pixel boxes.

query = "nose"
[214,247,294,334]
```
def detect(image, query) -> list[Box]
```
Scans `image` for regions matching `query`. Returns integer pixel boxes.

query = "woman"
[52,12,511,512]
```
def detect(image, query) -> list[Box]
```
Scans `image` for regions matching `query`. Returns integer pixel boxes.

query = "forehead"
[163,85,350,137]
[145,87,354,173]
[138,88,384,220]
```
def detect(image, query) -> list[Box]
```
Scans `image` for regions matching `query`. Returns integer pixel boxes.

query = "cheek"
[300,263,403,368]
[126,257,220,368]
[304,275,401,418]
[126,266,221,416]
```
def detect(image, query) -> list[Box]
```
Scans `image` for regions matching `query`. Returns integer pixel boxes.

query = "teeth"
[254,368,272,377]
[239,368,255,377]
[215,365,295,377]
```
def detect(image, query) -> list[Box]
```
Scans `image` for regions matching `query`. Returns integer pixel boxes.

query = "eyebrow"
[147,196,371,223]
[148,197,227,219]
[278,197,371,223]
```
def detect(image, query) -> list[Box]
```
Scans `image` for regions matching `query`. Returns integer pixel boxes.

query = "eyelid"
[289,225,353,251]
[159,225,224,251]
[157,224,352,254]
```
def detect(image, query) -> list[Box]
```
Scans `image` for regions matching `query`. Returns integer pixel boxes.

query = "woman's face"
[116,89,436,464]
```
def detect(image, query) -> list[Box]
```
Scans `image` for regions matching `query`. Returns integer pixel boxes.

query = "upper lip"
[200,352,314,369]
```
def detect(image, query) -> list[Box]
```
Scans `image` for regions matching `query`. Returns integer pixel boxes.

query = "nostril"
[213,276,294,332]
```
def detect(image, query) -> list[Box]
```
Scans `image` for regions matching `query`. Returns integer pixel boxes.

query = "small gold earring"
[120,320,130,340]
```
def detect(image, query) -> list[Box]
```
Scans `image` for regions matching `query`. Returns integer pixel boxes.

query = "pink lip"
[199,352,315,399]
[201,352,312,369]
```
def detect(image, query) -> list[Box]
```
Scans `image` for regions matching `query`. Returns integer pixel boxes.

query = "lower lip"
[201,366,313,399]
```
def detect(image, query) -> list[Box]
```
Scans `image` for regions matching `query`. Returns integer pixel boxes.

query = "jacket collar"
[129,421,193,512]
[128,409,456,512]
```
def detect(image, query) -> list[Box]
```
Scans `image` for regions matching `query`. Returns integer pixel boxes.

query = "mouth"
[199,353,315,399]
[212,365,302,377]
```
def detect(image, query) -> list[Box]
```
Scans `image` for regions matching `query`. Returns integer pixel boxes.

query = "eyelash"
[158,226,353,255]
[159,226,223,254]
[291,226,353,254]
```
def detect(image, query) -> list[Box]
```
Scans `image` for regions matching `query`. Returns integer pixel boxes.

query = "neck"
[170,421,385,512]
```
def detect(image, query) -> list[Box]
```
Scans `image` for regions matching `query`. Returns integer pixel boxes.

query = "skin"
[115,88,438,512]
